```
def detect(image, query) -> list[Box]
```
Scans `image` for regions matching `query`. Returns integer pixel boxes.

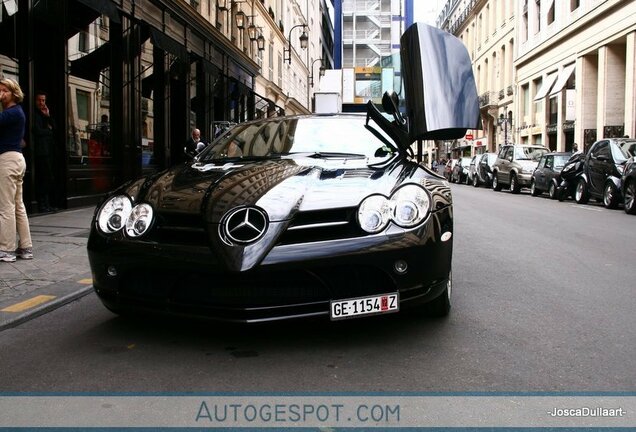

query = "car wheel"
[473,175,479,187]
[575,179,589,204]
[492,172,502,191]
[603,182,620,209]
[425,272,451,318]
[548,182,557,199]
[624,180,636,215]
[530,180,539,196]
[510,174,520,194]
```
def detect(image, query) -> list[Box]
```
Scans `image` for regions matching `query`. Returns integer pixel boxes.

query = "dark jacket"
[33,109,55,157]
[0,104,26,154]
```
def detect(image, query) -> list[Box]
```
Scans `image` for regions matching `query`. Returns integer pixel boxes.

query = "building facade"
[332,0,413,109]
[437,0,516,159]
[436,0,636,159]
[0,0,332,212]
[516,0,635,152]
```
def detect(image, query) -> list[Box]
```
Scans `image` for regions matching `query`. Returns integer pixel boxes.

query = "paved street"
[0,184,635,392]
[0,207,94,329]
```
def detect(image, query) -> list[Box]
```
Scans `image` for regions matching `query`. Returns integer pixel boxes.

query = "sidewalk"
[0,207,96,331]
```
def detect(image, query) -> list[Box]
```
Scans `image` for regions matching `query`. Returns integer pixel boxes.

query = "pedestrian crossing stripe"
[1,295,57,313]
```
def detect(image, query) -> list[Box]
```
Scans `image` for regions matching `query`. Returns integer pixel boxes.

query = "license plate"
[330,293,399,320]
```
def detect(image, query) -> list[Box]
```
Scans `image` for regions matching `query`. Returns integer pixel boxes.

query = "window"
[570,0,580,11]
[522,83,530,117]
[78,29,89,53]
[549,97,558,124]
[535,0,541,33]
[547,1,555,25]
[268,41,274,81]
[76,90,90,121]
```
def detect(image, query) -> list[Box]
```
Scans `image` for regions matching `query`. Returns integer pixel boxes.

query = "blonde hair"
[0,78,24,103]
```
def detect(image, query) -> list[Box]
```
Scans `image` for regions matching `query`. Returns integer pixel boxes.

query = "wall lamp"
[283,23,308,64]
[309,58,325,87]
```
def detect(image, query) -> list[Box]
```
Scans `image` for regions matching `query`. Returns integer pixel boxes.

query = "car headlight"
[125,203,154,237]
[97,195,132,234]
[358,185,431,233]
[358,195,391,233]
[390,184,431,227]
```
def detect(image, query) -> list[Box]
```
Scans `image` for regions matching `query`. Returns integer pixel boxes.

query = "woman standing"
[0,78,33,262]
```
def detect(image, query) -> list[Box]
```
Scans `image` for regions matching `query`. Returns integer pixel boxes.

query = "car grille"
[118,265,396,308]
[148,212,209,246]
[276,208,366,245]
[149,208,368,248]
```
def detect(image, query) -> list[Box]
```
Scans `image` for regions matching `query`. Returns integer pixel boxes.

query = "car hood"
[126,156,448,224]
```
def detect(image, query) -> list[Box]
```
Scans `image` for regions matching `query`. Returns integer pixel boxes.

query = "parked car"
[530,152,571,199]
[622,155,636,214]
[451,157,472,184]
[444,159,458,182]
[473,152,498,187]
[467,154,484,186]
[492,144,549,193]
[574,138,636,208]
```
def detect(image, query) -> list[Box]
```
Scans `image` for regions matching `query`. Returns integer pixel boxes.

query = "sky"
[412,0,444,26]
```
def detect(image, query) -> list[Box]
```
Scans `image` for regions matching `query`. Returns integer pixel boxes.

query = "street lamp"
[283,24,308,64]
[309,58,325,87]
[498,111,513,146]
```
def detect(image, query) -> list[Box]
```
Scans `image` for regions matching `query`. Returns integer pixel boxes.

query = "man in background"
[33,92,57,212]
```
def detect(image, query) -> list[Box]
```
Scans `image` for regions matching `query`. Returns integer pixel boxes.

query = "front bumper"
[517,172,534,186]
[88,208,453,322]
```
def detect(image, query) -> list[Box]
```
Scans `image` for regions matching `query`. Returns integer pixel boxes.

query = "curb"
[0,279,94,332]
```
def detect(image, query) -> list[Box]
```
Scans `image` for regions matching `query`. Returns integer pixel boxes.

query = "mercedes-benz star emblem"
[221,207,268,245]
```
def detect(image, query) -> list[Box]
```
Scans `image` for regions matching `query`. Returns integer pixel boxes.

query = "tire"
[492,172,502,191]
[575,178,589,204]
[472,175,479,187]
[624,179,636,215]
[603,182,620,209]
[530,180,539,196]
[548,182,557,200]
[425,272,452,318]
[509,174,520,194]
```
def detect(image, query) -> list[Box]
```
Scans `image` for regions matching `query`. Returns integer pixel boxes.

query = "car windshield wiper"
[282,152,367,159]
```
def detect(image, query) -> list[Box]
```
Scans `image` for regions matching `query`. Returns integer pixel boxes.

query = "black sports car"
[87,23,481,322]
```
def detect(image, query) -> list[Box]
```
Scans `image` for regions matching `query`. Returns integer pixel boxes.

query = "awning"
[76,0,121,23]
[549,63,576,96]
[70,42,111,82]
[533,72,558,101]
[150,28,188,63]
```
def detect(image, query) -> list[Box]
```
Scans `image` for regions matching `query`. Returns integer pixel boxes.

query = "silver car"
[492,145,549,193]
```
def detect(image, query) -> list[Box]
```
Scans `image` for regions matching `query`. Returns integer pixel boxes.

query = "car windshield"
[514,146,548,161]
[553,155,570,169]
[198,116,395,163]
[617,140,636,161]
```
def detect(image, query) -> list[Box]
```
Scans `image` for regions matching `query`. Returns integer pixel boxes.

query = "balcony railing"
[479,91,499,108]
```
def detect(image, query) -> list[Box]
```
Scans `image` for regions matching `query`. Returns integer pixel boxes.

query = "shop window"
[548,96,558,124]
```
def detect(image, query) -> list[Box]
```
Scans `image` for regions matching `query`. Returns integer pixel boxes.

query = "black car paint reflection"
[87,115,454,322]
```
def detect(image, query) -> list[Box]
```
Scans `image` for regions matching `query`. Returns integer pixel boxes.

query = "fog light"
[107,266,118,277]
[394,260,408,274]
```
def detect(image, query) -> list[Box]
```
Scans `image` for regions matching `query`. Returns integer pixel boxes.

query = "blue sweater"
[0,104,26,154]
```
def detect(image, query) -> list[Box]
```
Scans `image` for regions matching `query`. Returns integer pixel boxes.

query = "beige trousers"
[0,151,32,252]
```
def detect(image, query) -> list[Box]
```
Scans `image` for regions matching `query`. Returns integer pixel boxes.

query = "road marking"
[78,278,93,285]
[570,205,603,212]
[1,295,57,313]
